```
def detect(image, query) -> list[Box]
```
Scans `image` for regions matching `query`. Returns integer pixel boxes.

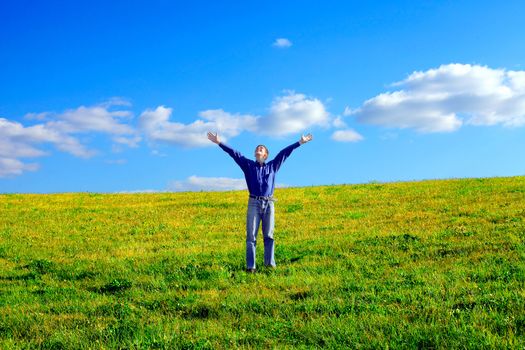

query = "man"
[207,131,313,273]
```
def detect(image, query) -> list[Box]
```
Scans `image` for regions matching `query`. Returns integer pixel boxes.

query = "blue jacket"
[219,141,301,196]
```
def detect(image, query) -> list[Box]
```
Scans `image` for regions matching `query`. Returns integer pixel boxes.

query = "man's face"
[254,145,268,162]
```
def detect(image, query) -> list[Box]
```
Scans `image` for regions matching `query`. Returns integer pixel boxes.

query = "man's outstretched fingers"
[300,133,313,144]
[207,131,220,144]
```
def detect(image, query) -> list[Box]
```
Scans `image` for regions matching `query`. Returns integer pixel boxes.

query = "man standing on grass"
[207,131,313,273]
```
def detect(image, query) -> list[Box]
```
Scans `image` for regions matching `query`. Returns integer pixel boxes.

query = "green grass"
[1,176,524,349]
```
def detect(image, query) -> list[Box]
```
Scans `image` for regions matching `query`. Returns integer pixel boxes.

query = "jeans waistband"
[249,194,274,201]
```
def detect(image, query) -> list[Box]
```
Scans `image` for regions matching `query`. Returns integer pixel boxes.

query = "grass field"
[1,176,524,349]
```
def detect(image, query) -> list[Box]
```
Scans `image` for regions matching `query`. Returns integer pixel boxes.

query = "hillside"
[0,176,524,348]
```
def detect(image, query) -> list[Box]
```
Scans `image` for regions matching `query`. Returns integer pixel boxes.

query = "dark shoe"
[246,268,256,273]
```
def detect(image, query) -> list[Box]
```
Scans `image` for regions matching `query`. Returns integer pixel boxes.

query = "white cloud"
[140,92,329,147]
[119,176,288,193]
[53,135,97,158]
[0,117,95,177]
[332,116,347,128]
[331,129,364,143]
[168,176,247,192]
[199,109,258,137]
[0,157,39,177]
[273,38,292,48]
[343,106,356,116]
[258,92,330,136]
[0,100,137,177]
[0,120,49,158]
[167,175,288,192]
[112,135,142,148]
[349,63,525,132]
[507,71,525,92]
[139,106,257,148]
[48,105,135,134]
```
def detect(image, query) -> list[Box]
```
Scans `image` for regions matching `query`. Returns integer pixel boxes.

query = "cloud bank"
[1,92,329,177]
[0,101,139,177]
[168,176,247,192]
[139,91,330,147]
[347,63,525,133]
[167,175,289,192]
[5,63,525,178]
[139,106,257,148]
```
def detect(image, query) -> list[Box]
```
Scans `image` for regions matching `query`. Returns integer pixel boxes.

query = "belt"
[249,194,273,201]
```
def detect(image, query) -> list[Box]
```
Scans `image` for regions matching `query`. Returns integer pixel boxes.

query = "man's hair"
[255,145,269,156]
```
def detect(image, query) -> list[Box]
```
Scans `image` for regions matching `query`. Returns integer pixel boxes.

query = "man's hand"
[207,131,220,144]
[299,133,313,145]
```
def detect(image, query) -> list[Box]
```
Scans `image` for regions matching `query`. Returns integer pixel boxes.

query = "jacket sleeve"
[270,141,301,172]
[218,142,249,172]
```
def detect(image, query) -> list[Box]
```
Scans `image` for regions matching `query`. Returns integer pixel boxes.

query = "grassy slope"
[0,176,524,349]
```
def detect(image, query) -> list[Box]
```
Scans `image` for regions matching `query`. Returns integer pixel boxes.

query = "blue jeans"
[246,197,275,269]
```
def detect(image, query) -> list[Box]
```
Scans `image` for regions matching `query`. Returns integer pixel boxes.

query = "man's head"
[254,145,269,163]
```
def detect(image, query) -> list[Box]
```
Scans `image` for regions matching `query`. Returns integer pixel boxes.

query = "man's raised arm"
[271,133,313,172]
[207,131,248,170]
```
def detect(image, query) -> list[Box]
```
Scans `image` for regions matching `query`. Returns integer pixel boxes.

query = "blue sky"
[1,0,524,193]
